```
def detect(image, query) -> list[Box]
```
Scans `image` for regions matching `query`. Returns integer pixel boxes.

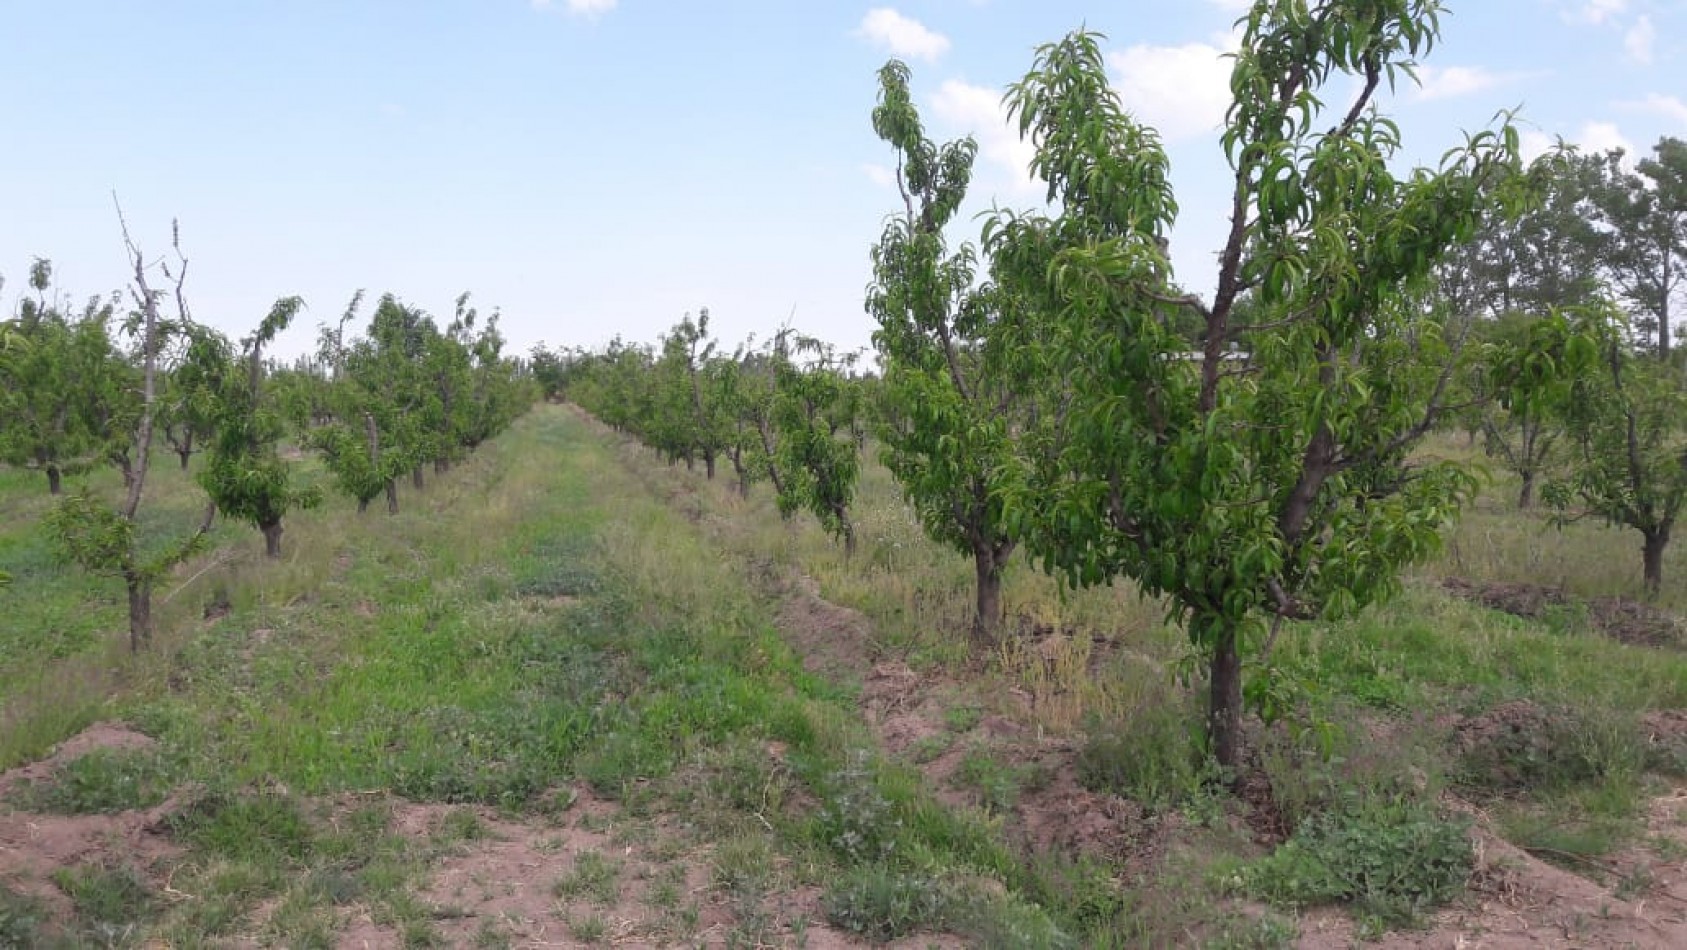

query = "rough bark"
[385,479,399,515]
[46,465,61,495]
[1518,470,1536,509]
[412,465,424,491]
[972,544,1005,642]
[1643,528,1669,600]
[704,450,717,480]
[126,573,152,652]
[262,521,283,558]
[1208,624,1244,772]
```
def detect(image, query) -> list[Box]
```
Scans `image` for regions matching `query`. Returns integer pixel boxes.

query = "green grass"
[3,408,1684,946]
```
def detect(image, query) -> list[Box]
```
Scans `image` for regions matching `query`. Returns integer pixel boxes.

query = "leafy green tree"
[46,215,216,650]
[1587,137,1687,359]
[983,7,1530,769]
[867,60,1024,640]
[200,297,323,557]
[1468,310,1600,508]
[0,261,127,494]
[159,324,233,470]
[1546,312,1687,597]
[771,335,862,555]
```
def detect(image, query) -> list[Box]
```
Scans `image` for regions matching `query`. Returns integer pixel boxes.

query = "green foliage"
[1467,308,1605,507]
[1545,318,1686,596]
[867,60,1024,636]
[980,5,1530,765]
[1228,795,1472,930]
[1583,136,1687,357]
[770,335,862,551]
[0,261,131,495]
[198,297,322,554]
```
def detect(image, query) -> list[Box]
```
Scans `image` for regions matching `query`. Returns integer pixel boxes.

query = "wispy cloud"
[1624,15,1655,64]
[1107,41,1234,142]
[1412,65,1532,101]
[1619,92,1687,128]
[929,79,1037,194]
[531,0,618,18]
[1569,0,1628,25]
[861,163,896,188]
[855,8,951,63]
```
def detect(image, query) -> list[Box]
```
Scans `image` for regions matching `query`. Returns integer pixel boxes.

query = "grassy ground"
[1,409,1684,947]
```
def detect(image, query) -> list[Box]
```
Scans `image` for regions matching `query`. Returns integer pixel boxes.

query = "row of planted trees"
[0,218,531,649]
[549,1,1686,772]
[551,311,869,554]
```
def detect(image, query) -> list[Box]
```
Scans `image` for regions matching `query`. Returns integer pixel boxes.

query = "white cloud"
[1107,41,1234,142]
[1624,15,1656,64]
[1519,129,1558,163]
[1620,93,1687,128]
[929,79,1038,193]
[1571,0,1628,24]
[1412,65,1519,101]
[531,0,618,17]
[1578,120,1634,157]
[855,8,951,63]
[1518,121,1635,164]
[861,163,896,188]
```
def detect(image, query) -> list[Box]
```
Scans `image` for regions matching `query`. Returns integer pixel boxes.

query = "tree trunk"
[1643,528,1668,600]
[972,545,1005,643]
[731,453,749,498]
[46,465,61,495]
[386,479,398,515]
[411,466,424,491]
[262,521,283,558]
[126,573,153,652]
[358,497,370,514]
[435,458,448,475]
[1518,470,1536,510]
[840,514,856,559]
[1208,623,1244,772]
[704,450,717,480]
[178,449,192,470]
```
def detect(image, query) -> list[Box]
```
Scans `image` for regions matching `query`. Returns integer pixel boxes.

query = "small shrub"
[822,866,951,943]
[0,886,47,947]
[10,748,173,814]
[816,750,901,863]
[1228,795,1471,930]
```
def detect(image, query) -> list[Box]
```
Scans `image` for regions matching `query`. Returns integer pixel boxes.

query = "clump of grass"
[1453,700,1646,797]
[1226,794,1472,931]
[554,850,621,904]
[1076,700,1210,811]
[955,748,1044,814]
[9,748,174,814]
[53,862,159,943]
[567,912,608,944]
[166,791,315,864]
[943,704,984,733]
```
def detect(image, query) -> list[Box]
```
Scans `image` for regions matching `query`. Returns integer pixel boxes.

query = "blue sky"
[2,0,1682,361]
